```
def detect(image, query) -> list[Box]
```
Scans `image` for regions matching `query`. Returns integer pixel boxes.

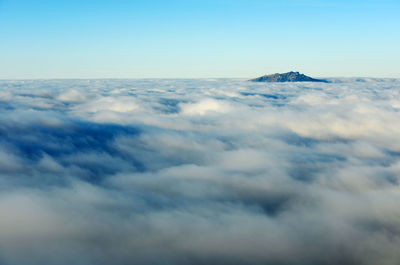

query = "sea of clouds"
[1,78,400,265]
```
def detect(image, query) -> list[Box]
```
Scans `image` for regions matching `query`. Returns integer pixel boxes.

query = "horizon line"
[1,76,400,81]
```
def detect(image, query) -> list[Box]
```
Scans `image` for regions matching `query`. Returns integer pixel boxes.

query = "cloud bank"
[1,78,400,265]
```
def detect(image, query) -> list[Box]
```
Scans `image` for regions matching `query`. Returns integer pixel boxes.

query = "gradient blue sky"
[0,0,399,79]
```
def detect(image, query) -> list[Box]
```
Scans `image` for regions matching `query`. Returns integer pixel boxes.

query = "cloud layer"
[1,78,400,265]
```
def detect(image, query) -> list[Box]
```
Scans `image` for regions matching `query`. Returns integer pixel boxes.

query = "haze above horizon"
[1,0,399,79]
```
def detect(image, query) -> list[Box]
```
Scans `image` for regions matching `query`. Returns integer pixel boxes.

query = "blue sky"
[0,0,399,78]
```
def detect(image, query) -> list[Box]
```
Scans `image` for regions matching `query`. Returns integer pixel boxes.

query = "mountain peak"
[250,72,327,83]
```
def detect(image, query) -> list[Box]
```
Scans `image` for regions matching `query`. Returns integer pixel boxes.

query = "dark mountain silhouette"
[250,72,327,83]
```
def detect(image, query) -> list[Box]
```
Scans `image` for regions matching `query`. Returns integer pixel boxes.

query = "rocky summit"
[250,71,327,83]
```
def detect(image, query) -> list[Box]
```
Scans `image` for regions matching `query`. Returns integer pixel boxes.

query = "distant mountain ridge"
[250,72,327,83]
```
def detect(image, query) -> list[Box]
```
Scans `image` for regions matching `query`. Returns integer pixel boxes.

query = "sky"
[0,0,399,79]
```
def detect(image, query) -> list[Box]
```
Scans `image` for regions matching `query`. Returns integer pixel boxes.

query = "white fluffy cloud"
[0,78,400,265]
